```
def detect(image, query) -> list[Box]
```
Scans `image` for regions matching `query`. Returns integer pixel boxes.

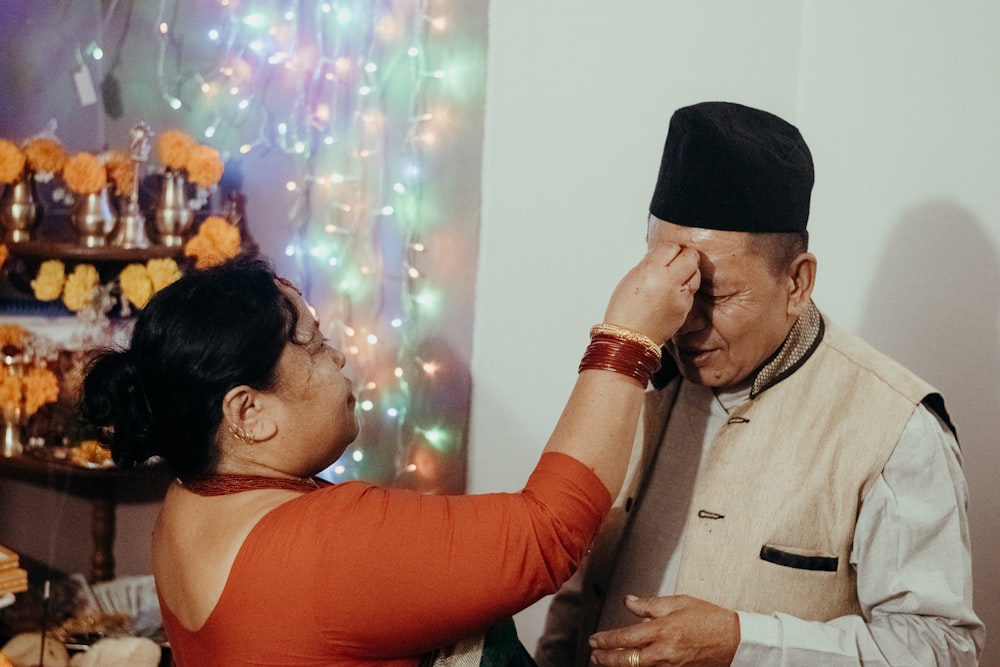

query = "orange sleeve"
[248,451,612,659]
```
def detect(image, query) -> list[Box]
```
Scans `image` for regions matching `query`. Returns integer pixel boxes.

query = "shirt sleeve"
[732,404,985,666]
[306,451,612,657]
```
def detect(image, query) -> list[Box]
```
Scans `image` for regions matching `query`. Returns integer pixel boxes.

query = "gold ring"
[626,647,640,667]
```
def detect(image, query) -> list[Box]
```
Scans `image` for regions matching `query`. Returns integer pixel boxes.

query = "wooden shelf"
[5,240,184,263]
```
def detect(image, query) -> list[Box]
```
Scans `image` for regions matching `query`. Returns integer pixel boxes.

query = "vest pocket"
[759,544,838,572]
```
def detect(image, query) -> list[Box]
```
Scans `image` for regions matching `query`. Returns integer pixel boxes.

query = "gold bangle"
[589,323,662,360]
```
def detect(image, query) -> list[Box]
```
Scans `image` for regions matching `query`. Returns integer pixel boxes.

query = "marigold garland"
[62,263,100,312]
[184,216,241,269]
[23,137,66,175]
[63,152,107,195]
[31,259,67,301]
[158,130,197,170]
[0,324,59,419]
[0,139,26,184]
[119,263,155,309]
[105,150,135,197]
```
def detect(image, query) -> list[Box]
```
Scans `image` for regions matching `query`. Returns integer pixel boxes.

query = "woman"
[81,246,698,666]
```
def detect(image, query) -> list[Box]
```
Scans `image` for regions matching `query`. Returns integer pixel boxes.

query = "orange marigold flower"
[105,150,135,197]
[0,244,8,270]
[0,324,30,356]
[0,139,26,184]
[63,152,107,194]
[186,144,224,188]
[24,137,66,175]
[184,216,241,269]
[22,365,59,417]
[158,130,196,170]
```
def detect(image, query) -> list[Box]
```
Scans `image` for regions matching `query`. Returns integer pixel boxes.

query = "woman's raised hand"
[602,243,700,345]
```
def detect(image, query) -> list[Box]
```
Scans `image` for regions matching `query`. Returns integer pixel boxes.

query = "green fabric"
[481,618,536,667]
[420,618,536,667]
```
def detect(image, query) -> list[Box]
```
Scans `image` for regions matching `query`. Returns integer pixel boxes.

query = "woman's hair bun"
[80,349,158,468]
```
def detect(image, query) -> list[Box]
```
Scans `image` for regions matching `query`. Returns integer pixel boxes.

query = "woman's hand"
[602,244,700,346]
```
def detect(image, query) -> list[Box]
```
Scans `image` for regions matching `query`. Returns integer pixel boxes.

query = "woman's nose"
[331,348,347,368]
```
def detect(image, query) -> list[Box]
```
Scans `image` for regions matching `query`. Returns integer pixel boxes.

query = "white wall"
[473,1,1000,661]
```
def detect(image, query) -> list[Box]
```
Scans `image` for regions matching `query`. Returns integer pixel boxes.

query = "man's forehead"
[648,215,747,247]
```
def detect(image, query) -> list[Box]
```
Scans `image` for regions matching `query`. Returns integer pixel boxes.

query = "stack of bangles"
[579,323,662,386]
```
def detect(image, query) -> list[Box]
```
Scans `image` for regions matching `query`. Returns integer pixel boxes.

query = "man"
[535,102,984,666]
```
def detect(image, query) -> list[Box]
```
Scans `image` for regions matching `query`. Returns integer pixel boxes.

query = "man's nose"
[675,301,709,336]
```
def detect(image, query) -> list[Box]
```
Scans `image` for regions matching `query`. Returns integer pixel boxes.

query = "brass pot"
[0,170,41,243]
[70,187,117,248]
[155,170,194,247]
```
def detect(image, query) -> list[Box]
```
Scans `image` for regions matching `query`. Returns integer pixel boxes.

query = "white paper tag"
[73,65,98,107]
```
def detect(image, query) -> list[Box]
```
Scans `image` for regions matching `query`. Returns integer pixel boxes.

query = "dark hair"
[80,256,300,481]
[744,231,809,276]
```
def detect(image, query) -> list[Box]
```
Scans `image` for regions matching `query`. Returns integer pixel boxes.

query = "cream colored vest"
[670,323,937,619]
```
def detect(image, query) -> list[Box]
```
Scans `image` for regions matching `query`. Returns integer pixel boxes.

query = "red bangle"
[579,332,662,386]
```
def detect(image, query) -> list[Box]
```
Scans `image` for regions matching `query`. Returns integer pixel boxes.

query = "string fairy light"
[147,0,464,491]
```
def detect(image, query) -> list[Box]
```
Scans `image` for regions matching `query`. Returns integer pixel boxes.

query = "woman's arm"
[543,242,698,497]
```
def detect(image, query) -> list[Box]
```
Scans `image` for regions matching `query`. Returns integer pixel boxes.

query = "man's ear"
[786,252,817,317]
[221,385,278,443]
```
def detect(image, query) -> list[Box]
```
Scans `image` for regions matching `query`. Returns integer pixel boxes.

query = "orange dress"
[160,452,610,666]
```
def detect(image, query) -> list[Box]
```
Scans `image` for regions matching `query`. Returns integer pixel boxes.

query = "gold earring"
[227,422,255,443]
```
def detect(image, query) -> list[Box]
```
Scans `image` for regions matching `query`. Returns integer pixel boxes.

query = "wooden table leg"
[90,495,115,582]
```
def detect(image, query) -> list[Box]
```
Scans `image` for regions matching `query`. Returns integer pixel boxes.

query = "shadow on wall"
[857,200,999,660]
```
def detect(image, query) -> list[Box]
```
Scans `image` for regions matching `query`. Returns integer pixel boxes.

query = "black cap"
[649,101,814,233]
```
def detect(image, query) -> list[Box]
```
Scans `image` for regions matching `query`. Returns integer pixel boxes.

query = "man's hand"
[588,594,740,667]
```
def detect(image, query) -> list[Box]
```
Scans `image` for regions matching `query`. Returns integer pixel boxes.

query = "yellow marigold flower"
[105,150,134,197]
[146,257,182,291]
[31,259,66,301]
[23,137,66,175]
[63,152,107,195]
[0,139,26,184]
[62,263,100,312]
[158,130,196,170]
[0,324,30,355]
[22,365,59,417]
[186,144,224,188]
[184,216,241,269]
[0,244,8,270]
[119,263,154,309]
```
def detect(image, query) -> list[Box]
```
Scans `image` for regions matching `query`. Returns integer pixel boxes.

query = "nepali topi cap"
[649,101,814,233]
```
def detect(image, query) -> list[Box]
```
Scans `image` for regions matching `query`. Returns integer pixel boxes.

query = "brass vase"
[0,170,41,243]
[71,187,116,248]
[155,170,194,247]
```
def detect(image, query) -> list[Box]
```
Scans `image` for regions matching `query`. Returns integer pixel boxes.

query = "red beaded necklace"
[181,474,332,496]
